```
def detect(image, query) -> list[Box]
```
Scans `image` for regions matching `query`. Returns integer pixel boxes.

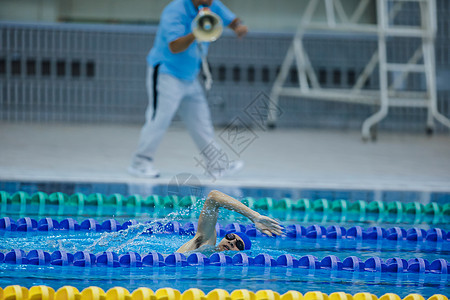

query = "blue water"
[1,263,448,296]
[0,220,449,297]
[0,227,449,261]
[1,180,449,297]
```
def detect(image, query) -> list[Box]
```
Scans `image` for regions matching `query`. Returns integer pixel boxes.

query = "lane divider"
[0,249,449,274]
[1,191,448,224]
[1,217,448,244]
[0,285,448,300]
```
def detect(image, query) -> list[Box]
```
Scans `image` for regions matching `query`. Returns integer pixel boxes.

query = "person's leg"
[130,67,184,176]
[178,79,244,178]
[178,79,219,161]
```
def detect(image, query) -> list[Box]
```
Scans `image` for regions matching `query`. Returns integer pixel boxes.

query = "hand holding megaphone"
[192,6,223,42]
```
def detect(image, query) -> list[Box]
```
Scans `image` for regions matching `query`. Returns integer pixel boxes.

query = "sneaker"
[207,160,244,179]
[128,158,160,178]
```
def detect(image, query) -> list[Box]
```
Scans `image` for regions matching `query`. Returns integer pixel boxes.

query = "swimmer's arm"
[201,190,283,237]
[176,234,207,253]
[177,190,225,253]
[176,190,282,252]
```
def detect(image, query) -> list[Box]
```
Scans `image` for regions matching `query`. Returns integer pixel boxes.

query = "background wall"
[0,0,375,32]
[1,0,449,132]
[0,0,59,23]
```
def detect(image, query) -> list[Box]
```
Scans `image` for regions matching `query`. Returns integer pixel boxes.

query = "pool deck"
[0,122,449,193]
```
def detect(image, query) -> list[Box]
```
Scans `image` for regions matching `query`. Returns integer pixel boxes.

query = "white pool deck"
[0,122,449,193]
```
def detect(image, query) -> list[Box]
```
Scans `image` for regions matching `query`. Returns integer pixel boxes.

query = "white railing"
[268,0,450,140]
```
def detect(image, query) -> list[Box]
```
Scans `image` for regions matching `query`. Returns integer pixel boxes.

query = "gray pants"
[133,66,220,163]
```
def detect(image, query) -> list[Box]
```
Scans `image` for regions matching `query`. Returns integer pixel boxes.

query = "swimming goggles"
[225,233,245,251]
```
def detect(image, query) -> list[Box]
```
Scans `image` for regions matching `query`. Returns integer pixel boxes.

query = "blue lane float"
[276,254,298,268]
[163,221,183,235]
[0,248,449,274]
[325,226,346,239]
[101,220,122,232]
[1,217,449,243]
[1,218,448,251]
[60,218,80,230]
[426,228,447,242]
[232,253,254,266]
[364,227,386,240]
[298,255,321,270]
[96,251,120,267]
[119,252,143,267]
[73,251,96,267]
[346,226,364,239]
[50,250,74,266]
[0,217,16,231]
[407,258,430,273]
[210,253,232,266]
[165,253,188,267]
[142,251,165,267]
[80,219,101,231]
[186,253,209,266]
[386,257,408,273]
[17,217,38,231]
[38,218,59,231]
[429,259,449,274]
[254,254,277,267]
[406,228,427,241]
[320,255,343,271]
[122,219,139,230]
[386,227,407,240]
[342,256,365,271]
[27,249,51,265]
[4,249,28,264]
[364,257,387,272]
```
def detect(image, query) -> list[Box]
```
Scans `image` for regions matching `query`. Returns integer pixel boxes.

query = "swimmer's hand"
[253,215,283,237]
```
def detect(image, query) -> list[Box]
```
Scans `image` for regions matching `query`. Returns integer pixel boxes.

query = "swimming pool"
[0,184,449,298]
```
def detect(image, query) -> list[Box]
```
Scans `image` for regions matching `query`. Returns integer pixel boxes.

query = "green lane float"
[0,191,447,224]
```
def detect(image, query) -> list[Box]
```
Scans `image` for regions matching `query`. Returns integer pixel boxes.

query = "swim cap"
[227,231,252,250]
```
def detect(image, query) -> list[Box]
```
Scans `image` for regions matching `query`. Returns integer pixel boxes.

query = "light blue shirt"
[147,0,236,81]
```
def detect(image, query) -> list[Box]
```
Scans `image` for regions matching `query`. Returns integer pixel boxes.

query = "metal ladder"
[268,0,450,140]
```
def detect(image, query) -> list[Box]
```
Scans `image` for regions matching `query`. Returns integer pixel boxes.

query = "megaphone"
[192,6,223,42]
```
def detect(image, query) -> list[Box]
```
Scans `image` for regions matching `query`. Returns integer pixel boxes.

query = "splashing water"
[0,197,255,255]
[79,196,260,255]
[84,223,151,253]
[83,205,201,254]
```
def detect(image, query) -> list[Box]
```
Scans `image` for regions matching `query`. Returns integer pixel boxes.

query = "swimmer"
[176,190,283,253]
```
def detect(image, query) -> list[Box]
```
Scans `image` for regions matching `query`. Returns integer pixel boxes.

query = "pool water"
[1,262,448,296]
[0,183,449,297]
[0,216,449,297]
